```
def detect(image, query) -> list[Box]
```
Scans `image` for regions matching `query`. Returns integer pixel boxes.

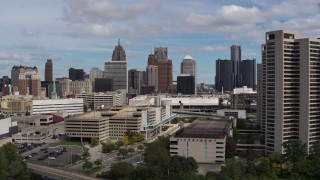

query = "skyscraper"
[69,68,84,81]
[146,65,158,92]
[128,69,143,95]
[215,59,233,92]
[90,67,103,82]
[261,30,320,154]
[11,66,38,87]
[104,40,128,91]
[177,75,195,95]
[18,70,41,97]
[231,45,241,88]
[240,59,256,90]
[147,48,173,93]
[45,59,53,82]
[181,55,197,94]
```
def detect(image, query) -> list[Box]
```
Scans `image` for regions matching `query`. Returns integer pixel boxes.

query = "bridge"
[172,110,230,119]
[27,163,95,180]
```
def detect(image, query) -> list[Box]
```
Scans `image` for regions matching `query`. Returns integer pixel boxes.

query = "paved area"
[25,145,83,167]
[197,164,222,175]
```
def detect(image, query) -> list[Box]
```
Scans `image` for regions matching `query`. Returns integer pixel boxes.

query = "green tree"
[233,127,239,142]
[131,166,162,180]
[128,147,135,155]
[82,160,93,170]
[309,142,320,178]
[144,137,171,168]
[0,150,8,179]
[237,118,247,129]
[94,159,102,167]
[220,158,243,180]
[90,137,99,147]
[115,140,125,147]
[187,157,198,172]
[246,148,255,162]
[283,139,307,163]
[118,148,128,158]
[137,144,144,151]
[102,143,117,153]
[25,111,30,116]
[226,137,237,158]
[104,162,135,179]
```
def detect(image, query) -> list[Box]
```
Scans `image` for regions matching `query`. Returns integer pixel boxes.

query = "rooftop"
[174,118,232,139]
[71,111,102,119]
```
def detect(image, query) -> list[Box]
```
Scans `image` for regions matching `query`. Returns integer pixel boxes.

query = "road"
[27,163,95,180]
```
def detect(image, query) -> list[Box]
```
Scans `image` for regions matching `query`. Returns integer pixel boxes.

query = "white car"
[48,156,56,160]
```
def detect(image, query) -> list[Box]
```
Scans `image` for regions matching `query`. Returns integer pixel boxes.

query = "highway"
[27,163,95,180]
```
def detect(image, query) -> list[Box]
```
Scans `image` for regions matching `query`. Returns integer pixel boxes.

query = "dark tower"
[215,59,233,92]
[45,59,53,82]
[231,45,241,88]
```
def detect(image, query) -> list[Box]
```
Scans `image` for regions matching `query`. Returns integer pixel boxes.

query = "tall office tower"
[128,69,143,95]
[146,65,158,92]
[112,39,126,62]
[215,59,233,92]
[18,71,41,97]
[0,76,11,92]
[240,59,256,90]
[181,55,197,94]
[69,68,84,81]
[90,67,103,82]
[45,59,53,82]
[262,30,320,154]
[104,40,128,91]
[94,78,113,92]
[257,63,264,134]
[177,75,195,95]
[147,47,173,93]
[231,45,241,88]
[11,66,38,87]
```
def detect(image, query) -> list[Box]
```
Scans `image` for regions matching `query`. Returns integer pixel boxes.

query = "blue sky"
[0,0,320,83]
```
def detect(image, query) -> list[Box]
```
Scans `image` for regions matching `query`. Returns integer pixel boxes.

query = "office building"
[65,111,108,143]
[0,76,11,92]
[0,95,33,115]
[257,63,264,133]
[231,87,257,113]
[231,45,241,88]
[112,39,126,62]
[216,109,246,119]
[146,65,158,93]
[89,67,103,82]
[11,66,38,88]
[45,59,53,82]
[261,30,320,154]
[147,48,173,93]
[177,75,196,95]
[181,55,197,94]
[18,71,41,97]
[94,78,113,92]
[128,69,143,95]
[32,98,84,115]
[104,61,128,91]
[69,68,84,81]
[41,81,63,99]
[170,118,232,163]
[215,59,233,92]
[241,59,256,90]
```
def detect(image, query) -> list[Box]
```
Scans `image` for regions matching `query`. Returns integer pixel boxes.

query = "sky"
[0,0,320,84]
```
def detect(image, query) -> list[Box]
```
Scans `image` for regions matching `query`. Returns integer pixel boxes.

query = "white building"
[217,109,246,119]
[232,86,255,94]
[32,98,84,115]
[0,115,18,138]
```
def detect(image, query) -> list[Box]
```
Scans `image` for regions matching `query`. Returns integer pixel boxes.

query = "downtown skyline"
[0,0,319,83]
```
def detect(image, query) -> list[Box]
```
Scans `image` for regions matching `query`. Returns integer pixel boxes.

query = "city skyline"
[0,0,319,83]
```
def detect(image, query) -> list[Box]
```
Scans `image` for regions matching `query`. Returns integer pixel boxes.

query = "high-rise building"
[147,48,173,93]
[215,59,233,92]
[18,71,41,97]
[0,76,11,92]
[11,66,38,88]
[112,39,126,62]
[261,30,320,154]
[177,75,195,95]
[231,45,241,88]
[240,59,256,90]
[128,69,143,95]
[69,68,84,81]
[257,63,264,134]
[90,67,103,82]
[146,65,158,92]
[181,55,197,94]
[45,59,53,82]
[94,78,113,92]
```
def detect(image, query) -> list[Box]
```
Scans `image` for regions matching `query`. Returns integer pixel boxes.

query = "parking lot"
[25,145,84,167]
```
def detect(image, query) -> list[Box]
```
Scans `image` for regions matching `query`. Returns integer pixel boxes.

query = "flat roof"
[71,111,102,119]
[174,118,232,139]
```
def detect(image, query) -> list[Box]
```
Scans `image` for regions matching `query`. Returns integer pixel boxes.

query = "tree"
[128,147,135,155]
[309,142,320,178]
[103,162,135,179]
[102,143,117,153]
[283,139,307,163]
[237,118,247,129]
[220,158,243,180]
[246,148,255,162]
[187,157,198,172]
[82,160,93,170]
[90,137,99,147]
[233,127,239,142]
[137,144,144,151]
[144,137,171,168]
[246,134,254,144]
[226,137,237,158]
[122,136,129,145]
[115,140,125,147]
[25,111,30,116]
[118,148,128,158]
[94,159,102,167]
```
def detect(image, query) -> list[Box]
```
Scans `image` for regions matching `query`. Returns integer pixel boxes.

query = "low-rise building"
[0,95,33,115]
[65,111,108,143]
[32,98,84,115]
[12,114,53,128]
[75,90,126,110]
[170,118,232,163]
[216,109,246,119]
[12,126,56,143]
[0,115,18,138]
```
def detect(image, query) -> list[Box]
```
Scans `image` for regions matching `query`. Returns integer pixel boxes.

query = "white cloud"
[199,46,228,52]
[0,53,25,61]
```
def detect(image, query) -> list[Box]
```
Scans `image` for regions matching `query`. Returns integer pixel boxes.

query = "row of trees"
[97,137,201,180]
[209,140,320,180]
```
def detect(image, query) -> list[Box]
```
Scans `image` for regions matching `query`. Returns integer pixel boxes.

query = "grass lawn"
[85,166,103,175]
